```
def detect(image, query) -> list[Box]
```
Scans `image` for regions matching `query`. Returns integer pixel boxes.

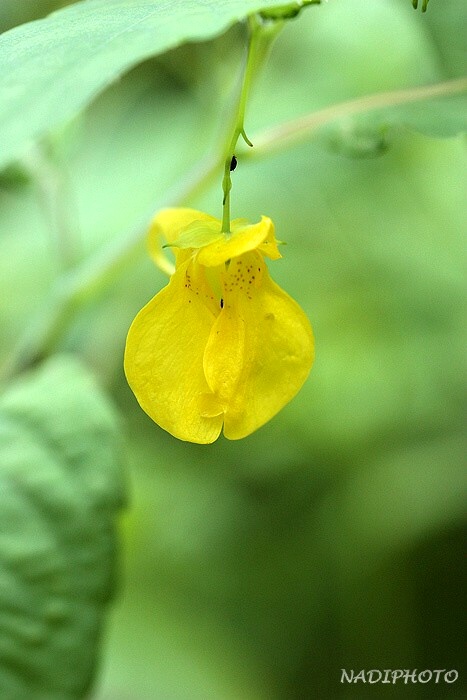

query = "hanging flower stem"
[220,15,282,233]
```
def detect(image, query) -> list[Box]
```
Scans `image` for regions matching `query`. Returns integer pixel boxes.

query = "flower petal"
[203,252,314,440]
[197,216,281,267]
[124,258,223,444]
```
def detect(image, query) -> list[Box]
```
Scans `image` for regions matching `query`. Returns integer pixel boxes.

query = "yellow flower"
[124,208,314,444]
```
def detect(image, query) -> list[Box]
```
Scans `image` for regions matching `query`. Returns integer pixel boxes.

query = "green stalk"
[221,15,282,233]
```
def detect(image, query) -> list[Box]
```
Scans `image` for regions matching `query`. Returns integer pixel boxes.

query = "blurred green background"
[0,0,465,697]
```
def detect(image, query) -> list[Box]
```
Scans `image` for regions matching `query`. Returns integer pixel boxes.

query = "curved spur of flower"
[124,208,314,444]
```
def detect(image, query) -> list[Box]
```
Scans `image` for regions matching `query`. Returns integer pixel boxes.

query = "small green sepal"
[162,220,223,250]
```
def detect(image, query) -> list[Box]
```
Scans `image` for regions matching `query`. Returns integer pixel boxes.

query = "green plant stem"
[220,15,283,232]
[221,16,260,233]
[22,144,80,270]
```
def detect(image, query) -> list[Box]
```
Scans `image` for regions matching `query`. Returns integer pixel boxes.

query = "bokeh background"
[0,0,465,697]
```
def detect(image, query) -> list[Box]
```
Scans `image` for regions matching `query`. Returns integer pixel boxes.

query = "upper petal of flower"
[197,216,281,267]
[124,257,223,444]
[148,208,220,274]
[202,251,314,440]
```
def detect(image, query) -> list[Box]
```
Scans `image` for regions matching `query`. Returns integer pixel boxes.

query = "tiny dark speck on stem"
[220,298,224,308]
[230,155,237,172]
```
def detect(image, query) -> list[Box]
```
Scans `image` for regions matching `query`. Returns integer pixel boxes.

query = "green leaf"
[0,0,317,171]
[0,356,125,698]
[251,78,467,159]
[322,89,467,156]
[322,118,391,159]
[384,91,467,137]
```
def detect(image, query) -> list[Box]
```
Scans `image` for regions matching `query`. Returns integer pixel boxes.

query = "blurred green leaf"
[0,355,125,698]
[389,90,467,137]
[321,87,467,157]
[250,79,467,159]
[0,0,319,171]
[322,118,391,159]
